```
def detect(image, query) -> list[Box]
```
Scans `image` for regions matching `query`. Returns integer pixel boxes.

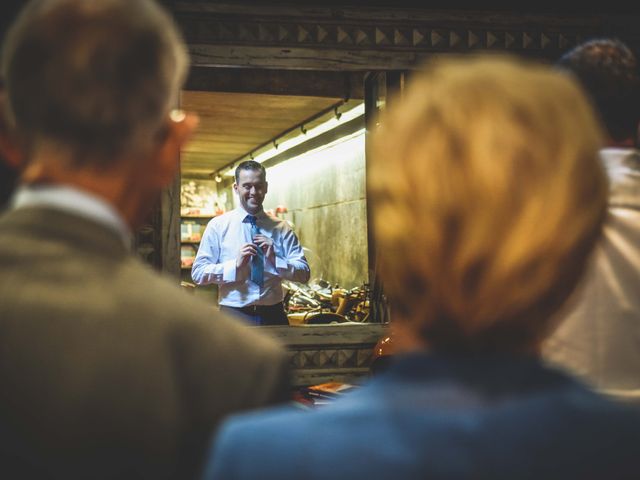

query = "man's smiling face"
[234,168,268,214]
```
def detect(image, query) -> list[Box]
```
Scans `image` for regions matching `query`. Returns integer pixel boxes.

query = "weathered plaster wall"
[200,130,368,290]
[264,132,368,289]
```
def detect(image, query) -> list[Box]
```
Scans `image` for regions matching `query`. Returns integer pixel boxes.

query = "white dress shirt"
[10,184,132,248]
[544,148,640,405]
[191,207,310,307]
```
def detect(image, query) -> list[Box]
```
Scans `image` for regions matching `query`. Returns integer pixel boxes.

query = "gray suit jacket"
[0,206,290,479]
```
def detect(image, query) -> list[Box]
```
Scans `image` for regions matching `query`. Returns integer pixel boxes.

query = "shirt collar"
[382,351,571,393]
[10,184,133,248]
[600,148,640,209]
[600,147,640,167]
[235,206,266,223]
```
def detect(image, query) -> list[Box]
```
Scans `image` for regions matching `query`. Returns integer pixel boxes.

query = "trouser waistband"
[226,302,284,315]
[220,302,288,326]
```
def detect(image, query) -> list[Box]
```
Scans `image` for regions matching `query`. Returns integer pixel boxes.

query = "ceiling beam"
[171,2,640,70]
[186,66,365,99]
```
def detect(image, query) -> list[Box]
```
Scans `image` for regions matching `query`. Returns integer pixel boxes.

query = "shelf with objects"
[180,215,209,271]
[179,179,227,299]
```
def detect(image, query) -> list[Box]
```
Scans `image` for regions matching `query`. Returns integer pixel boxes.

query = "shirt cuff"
[275,256,288,271]
[222,259,237,282]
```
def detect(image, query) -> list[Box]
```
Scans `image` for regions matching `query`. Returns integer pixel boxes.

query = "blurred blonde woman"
[200,55,640,480]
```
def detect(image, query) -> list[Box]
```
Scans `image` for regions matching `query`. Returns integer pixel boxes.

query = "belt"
[230,302,283,315]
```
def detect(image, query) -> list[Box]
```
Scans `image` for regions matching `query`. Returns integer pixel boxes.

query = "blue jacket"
[202,353,640,480]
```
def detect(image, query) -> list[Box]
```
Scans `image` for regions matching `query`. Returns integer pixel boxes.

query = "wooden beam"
[170,3,640,71]
[171,3,607,25]
[188,45,427,71]
[186,66,365,99]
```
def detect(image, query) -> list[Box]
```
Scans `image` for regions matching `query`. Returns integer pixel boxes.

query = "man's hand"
[236,243,258,269]
[253,234,275,265]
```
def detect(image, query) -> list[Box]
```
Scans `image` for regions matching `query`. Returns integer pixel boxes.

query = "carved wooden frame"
[263,324,388,387]
[172,3,640,70]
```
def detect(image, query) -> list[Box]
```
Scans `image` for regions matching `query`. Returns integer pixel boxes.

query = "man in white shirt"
[544,38,640,406]
[192,160,310,325]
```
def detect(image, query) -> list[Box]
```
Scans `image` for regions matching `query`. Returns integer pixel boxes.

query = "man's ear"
[152,110,199,187]
[0,130,23,171]
[0,109,24,171]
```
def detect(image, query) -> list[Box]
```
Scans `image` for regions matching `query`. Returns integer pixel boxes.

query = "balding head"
[1,0,188,165]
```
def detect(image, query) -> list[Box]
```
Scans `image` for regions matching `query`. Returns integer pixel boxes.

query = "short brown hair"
[235,160,266,183]
[370,55,608,353]
[1,0,188,165]
[557,38,640,143]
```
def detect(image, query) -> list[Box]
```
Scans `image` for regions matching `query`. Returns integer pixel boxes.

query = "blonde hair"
[370,54,608,353]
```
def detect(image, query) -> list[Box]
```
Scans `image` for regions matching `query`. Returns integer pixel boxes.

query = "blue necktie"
[247,215,264,287]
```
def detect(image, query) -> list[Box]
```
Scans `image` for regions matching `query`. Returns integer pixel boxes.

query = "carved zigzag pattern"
[289,348,374,369]
[185,19,583,51]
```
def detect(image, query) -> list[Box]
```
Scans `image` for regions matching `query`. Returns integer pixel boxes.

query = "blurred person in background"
[544,38,640,407]
[199,54,640,480]
[0,1,289,478]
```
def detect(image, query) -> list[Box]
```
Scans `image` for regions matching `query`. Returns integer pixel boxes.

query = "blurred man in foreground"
[0,1,288,478]
[200,55,640,480]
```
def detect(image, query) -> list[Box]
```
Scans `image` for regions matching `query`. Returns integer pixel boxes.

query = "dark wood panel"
[172,2,640,71]
[188,44,426,70]
[186,66,365,99]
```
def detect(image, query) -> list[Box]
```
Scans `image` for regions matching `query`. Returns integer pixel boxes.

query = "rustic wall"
[264,131,368,289]
[217,129,368,289]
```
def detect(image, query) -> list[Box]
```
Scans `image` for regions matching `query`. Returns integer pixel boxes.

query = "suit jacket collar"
[379,352,576,397]
[233,206,268,224]
[0,206,130,260]
[10,184,132,247]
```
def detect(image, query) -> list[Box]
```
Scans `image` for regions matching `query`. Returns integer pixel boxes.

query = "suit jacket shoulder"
[203,357,640,480]
[0,207,289,479]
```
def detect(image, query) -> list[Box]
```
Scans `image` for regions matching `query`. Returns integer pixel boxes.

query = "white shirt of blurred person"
[191,160,310,325]
[544,38,640,407]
